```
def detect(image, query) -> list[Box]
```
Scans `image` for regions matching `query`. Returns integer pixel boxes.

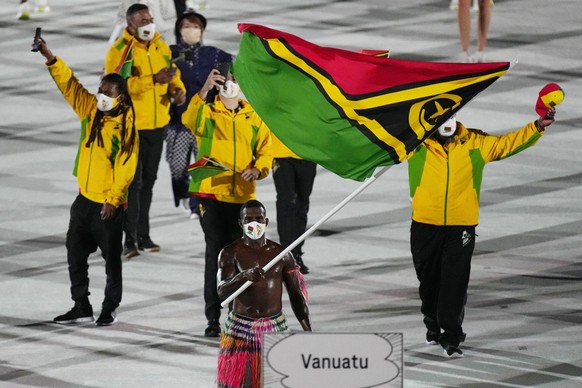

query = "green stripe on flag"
[234,32,395,181]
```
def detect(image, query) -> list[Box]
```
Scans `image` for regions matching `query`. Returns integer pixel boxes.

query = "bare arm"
[282,254,311,331]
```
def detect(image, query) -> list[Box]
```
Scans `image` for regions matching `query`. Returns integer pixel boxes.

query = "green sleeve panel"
[498,131,542,161]
[250,124,259,154]
[408,146,427,198]
[72,117,89,177]
[189,116,216,193]
[109,135,121,166]
[469,149,486,201]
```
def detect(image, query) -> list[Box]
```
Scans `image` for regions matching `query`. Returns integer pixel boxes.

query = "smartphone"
[216,62,231,85]
[31,27,42,52]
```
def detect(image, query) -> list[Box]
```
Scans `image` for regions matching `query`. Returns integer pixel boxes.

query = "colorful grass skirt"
[217,311,289,388]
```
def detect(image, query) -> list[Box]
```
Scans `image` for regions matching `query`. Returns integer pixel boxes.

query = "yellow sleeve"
[182,93,206,136]
[477,122,543,162]
[169,67,186,95]
[48,57,95,120]
[253,122,274,179]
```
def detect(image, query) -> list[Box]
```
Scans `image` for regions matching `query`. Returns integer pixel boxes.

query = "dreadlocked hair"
[86,73,137,165]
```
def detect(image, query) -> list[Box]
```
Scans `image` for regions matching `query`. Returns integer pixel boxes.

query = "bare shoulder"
[265,239,288,257]
[265,238,283,250]
[265,239,296,268]
[219,239,244,261]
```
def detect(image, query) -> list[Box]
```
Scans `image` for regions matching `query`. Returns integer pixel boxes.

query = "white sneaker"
[179,198,191,214]
[458,51,474,63]
[451,0,480,13]
[475,51,485,63]
[17,2,31,20]
[190,212,200,220]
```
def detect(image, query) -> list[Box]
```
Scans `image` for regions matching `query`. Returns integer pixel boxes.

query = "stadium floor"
[1,0,581,386]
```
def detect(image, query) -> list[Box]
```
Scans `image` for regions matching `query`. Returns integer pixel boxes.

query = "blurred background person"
[271,135,316,275]
[165,10,233,219]
[456,0,494,62]
[17,0,50,20]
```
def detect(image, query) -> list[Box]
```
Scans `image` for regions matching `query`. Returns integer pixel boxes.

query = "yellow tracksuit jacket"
[48,58,139,207]
[408,121,543,226]
[104,29,185,130]
[182,94,273,204]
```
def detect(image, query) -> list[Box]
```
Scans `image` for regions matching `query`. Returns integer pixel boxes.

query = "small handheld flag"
[114,38,134,79]
[187,156,230,183]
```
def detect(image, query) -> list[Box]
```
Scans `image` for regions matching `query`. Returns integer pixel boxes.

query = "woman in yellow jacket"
[408,110,555,357]
[38,38,139,327]
[182,66,273,337]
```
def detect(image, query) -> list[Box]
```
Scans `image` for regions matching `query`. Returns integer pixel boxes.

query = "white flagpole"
[221,165,393,307]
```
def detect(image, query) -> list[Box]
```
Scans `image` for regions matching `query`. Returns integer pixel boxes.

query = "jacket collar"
[212,96,253,114]
[424,121,469,147]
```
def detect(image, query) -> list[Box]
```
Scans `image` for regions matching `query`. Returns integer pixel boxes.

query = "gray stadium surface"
[1,0,581,386]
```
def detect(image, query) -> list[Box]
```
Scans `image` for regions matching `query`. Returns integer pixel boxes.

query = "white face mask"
[243,221,266,240]
[96,93,119,112]
[437,115,457,137]
[181,26,202,45]
[219,80,240,99]
[137,23,155,41]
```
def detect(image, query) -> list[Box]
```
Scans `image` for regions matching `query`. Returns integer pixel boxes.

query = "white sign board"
[262,332,403,387]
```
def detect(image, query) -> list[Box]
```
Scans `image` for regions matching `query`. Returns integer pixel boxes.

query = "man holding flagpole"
[105,3,186,259]
[216,199,311,387]
[182,65,273,337]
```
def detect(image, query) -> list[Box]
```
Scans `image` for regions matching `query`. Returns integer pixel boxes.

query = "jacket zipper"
[231,116,236,195]
[147,51,157,128]
[444,156,449,225]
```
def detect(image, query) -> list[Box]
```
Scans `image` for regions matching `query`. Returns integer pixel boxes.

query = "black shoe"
[204,320,221,337]
[123,240,140,259]
[96,310,117,326]
[426,331,440,345]
[54,305,94,324]
[443,344,463,358]
[295,257,310,275]
[137,236,160,252]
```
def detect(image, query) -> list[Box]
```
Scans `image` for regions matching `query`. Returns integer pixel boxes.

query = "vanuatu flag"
[233,24,511,181]
[114,38,134,79]
[187,156,230,183]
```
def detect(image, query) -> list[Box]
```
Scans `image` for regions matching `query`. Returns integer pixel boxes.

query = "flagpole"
[220,165,392,307]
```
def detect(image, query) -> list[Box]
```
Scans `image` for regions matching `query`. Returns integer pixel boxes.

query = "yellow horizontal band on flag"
[266,38,507,159]
[265,38,408,161]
